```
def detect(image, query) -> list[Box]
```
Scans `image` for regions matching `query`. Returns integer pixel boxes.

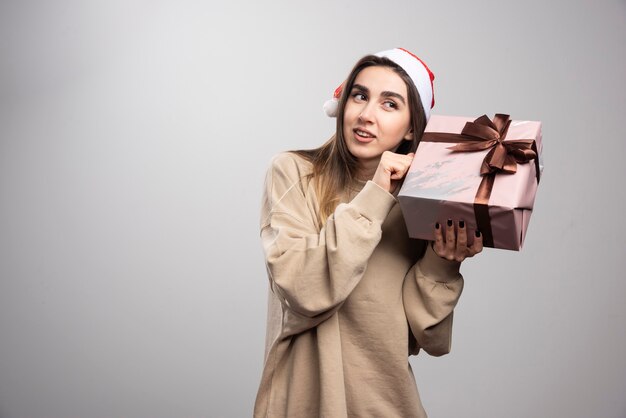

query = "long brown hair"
[292,55,428,227]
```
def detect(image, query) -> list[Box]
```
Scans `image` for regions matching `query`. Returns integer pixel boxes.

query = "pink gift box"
[398,114,543,251]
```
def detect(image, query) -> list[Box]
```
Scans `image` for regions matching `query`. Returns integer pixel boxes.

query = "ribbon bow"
[447,114,539,178]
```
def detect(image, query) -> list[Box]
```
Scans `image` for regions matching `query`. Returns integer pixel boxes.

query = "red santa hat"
[323,47,435,120]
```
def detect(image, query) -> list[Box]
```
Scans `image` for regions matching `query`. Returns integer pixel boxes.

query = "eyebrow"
[353,83,407,105]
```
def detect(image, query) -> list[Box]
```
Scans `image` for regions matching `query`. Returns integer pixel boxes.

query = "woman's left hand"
[432,219,483,262]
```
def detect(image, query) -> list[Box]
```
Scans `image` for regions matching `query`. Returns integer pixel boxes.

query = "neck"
[355,157,380,181]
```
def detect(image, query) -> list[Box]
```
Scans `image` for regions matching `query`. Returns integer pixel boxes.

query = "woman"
[254,48,483,418]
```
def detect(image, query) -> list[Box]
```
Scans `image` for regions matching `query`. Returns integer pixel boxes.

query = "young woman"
[254,48,483,418]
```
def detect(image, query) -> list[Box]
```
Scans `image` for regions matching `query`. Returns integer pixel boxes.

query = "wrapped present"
[398,114,543,251]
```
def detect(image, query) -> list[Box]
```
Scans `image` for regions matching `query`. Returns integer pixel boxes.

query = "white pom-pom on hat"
[323,47,435,120]
[323,84,343,117]
[323,98,339,117]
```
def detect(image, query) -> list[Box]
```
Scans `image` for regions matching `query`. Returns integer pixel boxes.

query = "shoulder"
[269,152,313,173]
[267,152,314,185]
[262,152,317,219]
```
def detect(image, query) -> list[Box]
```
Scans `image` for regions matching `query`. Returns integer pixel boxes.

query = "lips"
[353,128,376,143]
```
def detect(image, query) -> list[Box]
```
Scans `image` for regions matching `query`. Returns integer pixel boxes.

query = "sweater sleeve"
[403,243,464,357]
[261,153,396,336]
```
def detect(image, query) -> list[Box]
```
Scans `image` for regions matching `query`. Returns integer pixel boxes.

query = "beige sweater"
[254,152,464,418]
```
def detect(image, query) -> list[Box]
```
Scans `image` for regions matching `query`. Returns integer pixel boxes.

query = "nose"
[358,102,375,123]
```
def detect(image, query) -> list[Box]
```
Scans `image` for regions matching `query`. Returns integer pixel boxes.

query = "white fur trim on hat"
[375,48,434,120]
[323,48,435,120]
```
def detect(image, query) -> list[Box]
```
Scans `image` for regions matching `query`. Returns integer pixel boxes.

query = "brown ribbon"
[421,114,540,247]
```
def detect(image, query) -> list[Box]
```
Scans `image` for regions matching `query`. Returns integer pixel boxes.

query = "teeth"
[356,129,373,138]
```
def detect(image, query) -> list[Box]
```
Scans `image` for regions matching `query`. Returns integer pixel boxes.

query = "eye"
[383,100,398,109]
[351,92,367,102]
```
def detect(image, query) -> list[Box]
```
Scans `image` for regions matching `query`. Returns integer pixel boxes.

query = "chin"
[347,145,380,162]
[344,132,384,162]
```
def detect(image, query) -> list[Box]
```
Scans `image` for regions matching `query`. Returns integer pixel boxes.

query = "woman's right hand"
[372,151,415,193]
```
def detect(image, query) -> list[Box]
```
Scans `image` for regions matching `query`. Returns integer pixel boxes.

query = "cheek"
[381,113,409,135]
[390,113,411,135]
[342,102,358,123]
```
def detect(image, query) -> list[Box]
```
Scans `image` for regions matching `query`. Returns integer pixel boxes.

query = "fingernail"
[475,230,481,237]
[459,220,465,228]
[435,222,440,229]
[447,219,452,227]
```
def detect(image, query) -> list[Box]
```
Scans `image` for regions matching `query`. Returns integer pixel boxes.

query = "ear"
[403,129,414,141]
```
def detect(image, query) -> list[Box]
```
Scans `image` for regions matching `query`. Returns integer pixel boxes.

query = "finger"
[389,159,412,179]
[433,222,444,254]
[469,230,484,255]
[455,220,468,261]
[390,166,406,179]
[445,219,455,260]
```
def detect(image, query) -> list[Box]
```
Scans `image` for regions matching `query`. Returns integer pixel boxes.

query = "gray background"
[1,0,625,417]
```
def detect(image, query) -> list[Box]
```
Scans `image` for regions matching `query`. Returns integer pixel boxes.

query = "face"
[342,65,413,168]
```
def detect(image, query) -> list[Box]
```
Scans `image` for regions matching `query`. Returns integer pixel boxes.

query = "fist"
[372,151,415,193]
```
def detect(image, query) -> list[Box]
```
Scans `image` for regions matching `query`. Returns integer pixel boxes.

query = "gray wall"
[1,1,624,417]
